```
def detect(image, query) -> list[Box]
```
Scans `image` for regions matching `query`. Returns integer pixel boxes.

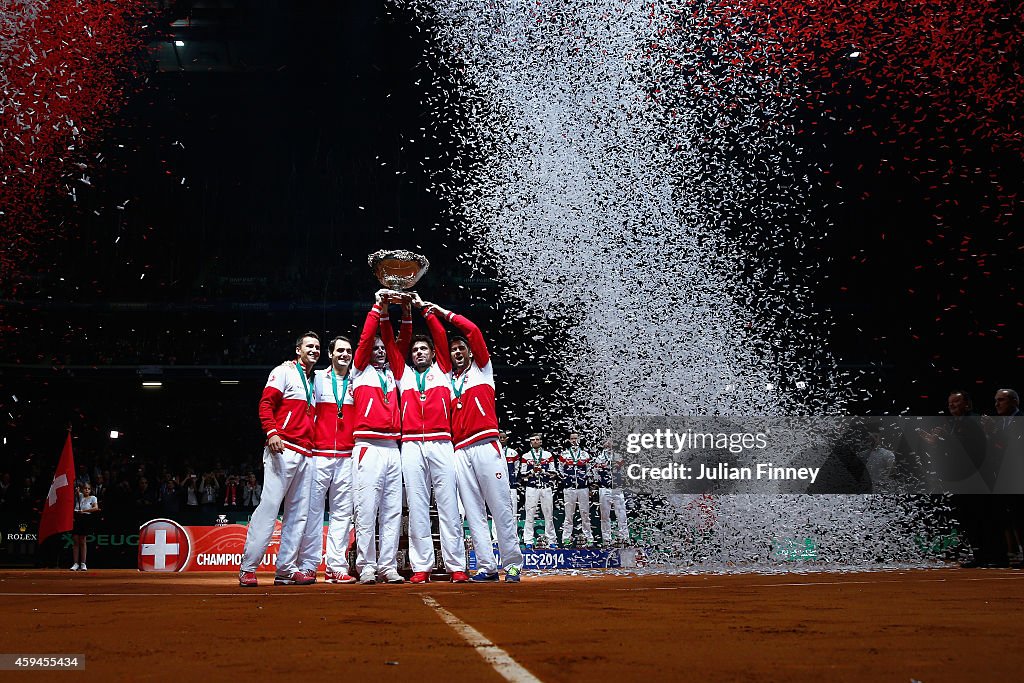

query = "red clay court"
[1,567,1021,682]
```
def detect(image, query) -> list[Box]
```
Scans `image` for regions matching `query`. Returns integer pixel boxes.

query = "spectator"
[159,479,181,517]
[92,473,106,499]
[199,472,220,518]
[241,473,262,509]
[223,475,239,507]
[134,477,157,516]
[0,472,11,512]
[183,471,200,509]
[991,388,1024,567]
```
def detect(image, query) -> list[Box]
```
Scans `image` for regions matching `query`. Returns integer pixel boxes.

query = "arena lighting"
[219,380,239,385]
[174,40,185,47]
[142,381,163,388]
[109,430,120,439]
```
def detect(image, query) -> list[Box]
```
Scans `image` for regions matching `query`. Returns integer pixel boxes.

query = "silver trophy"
[367,249,430,303]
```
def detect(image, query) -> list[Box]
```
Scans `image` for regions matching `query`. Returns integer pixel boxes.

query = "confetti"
[0,0,152,289]
[392,0,988,567]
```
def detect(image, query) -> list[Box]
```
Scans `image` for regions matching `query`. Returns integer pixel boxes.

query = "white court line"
[421,594,542,683]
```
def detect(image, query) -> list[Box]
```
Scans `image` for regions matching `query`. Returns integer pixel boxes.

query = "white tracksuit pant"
[299,456,354,575]
[599,487,629,542]
[353,439,403,574]
[454,439,523,573]
[493,487,519,543]
[241,447,313,574]
[523,486,555,544]
[401,440,465,573]
[561,487,594,543]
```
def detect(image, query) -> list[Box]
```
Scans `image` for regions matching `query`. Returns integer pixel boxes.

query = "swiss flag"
[138,520,191,572]
[38,434,75,543]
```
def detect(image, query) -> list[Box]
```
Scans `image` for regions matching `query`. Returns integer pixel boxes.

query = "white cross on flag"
[137,520,191,572]
[38,434,76,543]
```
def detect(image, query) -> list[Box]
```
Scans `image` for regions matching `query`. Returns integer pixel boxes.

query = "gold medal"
[420,392,426,401]
[456,400,463,409]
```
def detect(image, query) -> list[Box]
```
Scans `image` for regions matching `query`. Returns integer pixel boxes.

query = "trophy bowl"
[368,249,430,291]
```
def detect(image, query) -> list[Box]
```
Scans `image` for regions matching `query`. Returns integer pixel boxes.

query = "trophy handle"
[388,290,413,305]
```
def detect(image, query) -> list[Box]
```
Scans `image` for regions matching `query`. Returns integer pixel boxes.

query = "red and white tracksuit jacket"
[258,360,315,455]
[382,308,454,442]
[312,367,355,457]
[351,303,402,441]
[442,311,500,450]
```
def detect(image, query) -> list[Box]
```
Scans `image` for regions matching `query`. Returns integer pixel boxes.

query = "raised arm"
[353,293,385,371]
[396,300,413,359]
[381,312,406,379]
[422,307,452,373]
[417,300,490,368]
[379,304,406,380]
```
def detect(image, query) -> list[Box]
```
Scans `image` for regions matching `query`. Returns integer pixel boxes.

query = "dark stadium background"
[1,1,1020,561]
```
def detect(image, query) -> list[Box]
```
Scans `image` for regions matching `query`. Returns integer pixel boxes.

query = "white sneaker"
[79,564,87,571]
[70,563,80,571]
[359,568,377,585]
[379,568,405,584]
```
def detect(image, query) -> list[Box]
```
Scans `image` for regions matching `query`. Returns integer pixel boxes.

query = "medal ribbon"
[415,368,428,397]
[451,370,467,400]
[296,362,314,410]
[374,367,390,398]
[330,369,349,416]
[530,449,546,479]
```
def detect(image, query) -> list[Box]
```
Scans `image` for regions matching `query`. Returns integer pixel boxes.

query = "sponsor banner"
[468,547,625,570]
[525,548,624,570]
[4,523,38,543]
[137,519,332,572]
[1,522,40,564]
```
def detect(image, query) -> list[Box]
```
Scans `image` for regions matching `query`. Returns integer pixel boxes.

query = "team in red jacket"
[419,299,524,582]
[240,290,524,586]
[239,332,321,587]
[297,335,358,584]
[382,296,468,583]
[349,292,406,584]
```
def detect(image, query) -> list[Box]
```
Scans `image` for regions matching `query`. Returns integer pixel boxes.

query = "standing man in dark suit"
[991,389,1023,567]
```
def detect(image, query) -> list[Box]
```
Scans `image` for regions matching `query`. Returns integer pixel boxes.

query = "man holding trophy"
[350,289,406,584]
[380,294,469,584]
